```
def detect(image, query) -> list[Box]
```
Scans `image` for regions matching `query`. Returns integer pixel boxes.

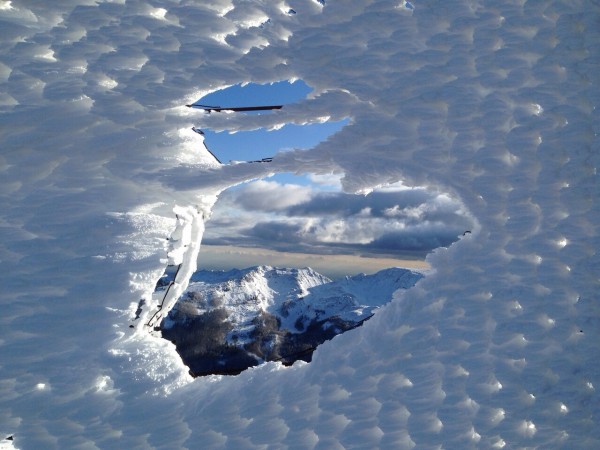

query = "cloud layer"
[205,178,473,258]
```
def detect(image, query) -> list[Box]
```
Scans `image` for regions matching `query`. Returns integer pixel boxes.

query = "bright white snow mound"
[0,1,598,449]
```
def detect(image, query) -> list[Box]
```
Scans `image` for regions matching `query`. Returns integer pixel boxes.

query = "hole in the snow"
[158,177,473,377]
[157,80,474,377]
[201,175,471,277]
[190,80,349,163]
[199,79,311,112]
[201,121,349,164]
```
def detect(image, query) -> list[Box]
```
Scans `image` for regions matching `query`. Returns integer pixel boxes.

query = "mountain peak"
[159,266,423,376]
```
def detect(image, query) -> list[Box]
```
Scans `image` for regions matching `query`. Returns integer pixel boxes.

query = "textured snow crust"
[1,0,599,449]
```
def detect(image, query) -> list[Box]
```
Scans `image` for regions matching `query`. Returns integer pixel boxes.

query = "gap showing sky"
[204,177,472,258]
[193,80,349,178]
[195,81,472,274]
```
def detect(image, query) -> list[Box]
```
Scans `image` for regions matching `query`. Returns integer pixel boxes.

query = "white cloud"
[307,172,343,189]
[205,182,472,257]
[228,179,313,211]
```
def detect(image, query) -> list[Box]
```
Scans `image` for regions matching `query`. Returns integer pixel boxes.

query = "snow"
[1,0,599,449]
[159,265,422,375]
[164,265,422,339]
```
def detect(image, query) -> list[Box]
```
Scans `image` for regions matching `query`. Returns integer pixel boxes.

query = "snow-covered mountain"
[158,266,423,376]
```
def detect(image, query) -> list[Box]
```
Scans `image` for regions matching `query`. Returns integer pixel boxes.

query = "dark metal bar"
[247,157,273,163]
[146,263,183,327]
[186,104,283,112]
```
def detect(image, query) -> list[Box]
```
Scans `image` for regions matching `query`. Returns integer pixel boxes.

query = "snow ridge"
[160,266,423,375]
[142,206,209,329]
[166,265,422,333]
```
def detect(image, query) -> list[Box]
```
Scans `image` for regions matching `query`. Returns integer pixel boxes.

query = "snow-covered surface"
[144,205,212,330]
[0,437,16,450]
[166,266,333,337]
[1,1,599,449]
[162,265,423,340]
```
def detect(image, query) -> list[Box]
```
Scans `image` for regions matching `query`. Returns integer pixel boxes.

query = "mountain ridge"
[159,265,423,376]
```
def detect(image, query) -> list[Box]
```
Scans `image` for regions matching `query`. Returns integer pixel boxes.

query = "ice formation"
[0,1,598,449]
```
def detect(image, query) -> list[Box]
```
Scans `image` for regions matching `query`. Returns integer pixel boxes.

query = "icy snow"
[1,0,599,449]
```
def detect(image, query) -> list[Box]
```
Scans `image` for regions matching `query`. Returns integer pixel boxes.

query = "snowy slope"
[163,266,334,333]
[1,1,599,449]
[166,266,422,330]
[160,266,423,375]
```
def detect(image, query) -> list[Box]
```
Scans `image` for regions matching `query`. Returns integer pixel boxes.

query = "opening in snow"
[158,175,473,377]
[199,80,312,112]
[152,80,474,377]
[190,80,349,163]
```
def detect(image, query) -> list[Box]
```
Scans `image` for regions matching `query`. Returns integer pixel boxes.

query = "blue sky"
[198,80,312,108]
[196,80,348,185]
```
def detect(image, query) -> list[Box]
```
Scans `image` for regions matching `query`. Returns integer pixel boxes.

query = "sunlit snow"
[1,1,598,449]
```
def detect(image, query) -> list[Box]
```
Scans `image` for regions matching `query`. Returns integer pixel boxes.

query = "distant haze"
[198,244,429,279]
